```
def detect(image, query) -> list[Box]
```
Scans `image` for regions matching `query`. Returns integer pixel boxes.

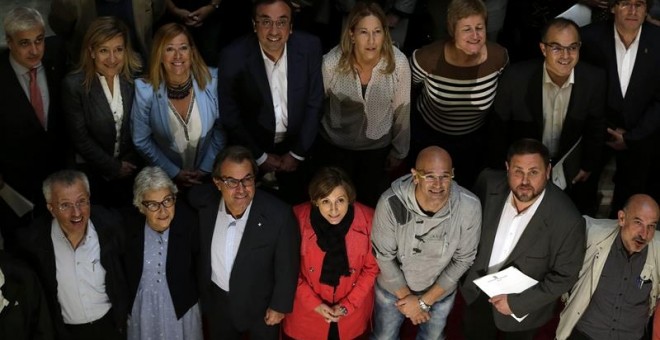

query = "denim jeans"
[371,282,456,340]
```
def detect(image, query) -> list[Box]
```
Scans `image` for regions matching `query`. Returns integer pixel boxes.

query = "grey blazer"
[460,169,586,331]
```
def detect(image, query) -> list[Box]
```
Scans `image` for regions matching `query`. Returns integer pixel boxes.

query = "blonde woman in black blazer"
[62,17,142,206]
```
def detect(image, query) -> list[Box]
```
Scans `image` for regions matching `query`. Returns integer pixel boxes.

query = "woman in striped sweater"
[410,0,508,188]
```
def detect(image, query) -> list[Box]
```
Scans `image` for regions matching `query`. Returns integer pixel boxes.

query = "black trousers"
[64,309,122,340]
[311,136,390,208]
[462,294,537,340]
[207,283,279,340]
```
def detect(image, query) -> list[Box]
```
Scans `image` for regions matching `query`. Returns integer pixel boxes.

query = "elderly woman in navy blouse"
[131,23,224,188]
[123,166,201,340]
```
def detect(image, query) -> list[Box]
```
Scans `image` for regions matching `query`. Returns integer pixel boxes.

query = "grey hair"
[4,7,44,39]
[132,166,178,209]
[42,170,90,203]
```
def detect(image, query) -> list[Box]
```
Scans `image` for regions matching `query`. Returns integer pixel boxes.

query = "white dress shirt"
[98,74,124,157]
[210,200,252,291]
[614,24,642,97]
[542,63,574,157]
[488,190,546,274]
[261,45,289,143]
[51,220,111,324]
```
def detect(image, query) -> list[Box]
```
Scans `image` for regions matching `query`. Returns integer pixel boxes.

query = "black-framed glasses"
[255,18,290,29]
[56,198,90,212]
[542,42,582,55]
[220,175,255,189]
[141,195,176,212]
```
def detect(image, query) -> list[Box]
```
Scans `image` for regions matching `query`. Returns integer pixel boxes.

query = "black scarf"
[310,204,354,287]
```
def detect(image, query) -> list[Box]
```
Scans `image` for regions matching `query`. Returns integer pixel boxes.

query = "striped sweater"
[411,40,508,135]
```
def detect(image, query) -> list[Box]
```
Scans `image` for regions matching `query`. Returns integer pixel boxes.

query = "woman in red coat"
[283,167,379,340]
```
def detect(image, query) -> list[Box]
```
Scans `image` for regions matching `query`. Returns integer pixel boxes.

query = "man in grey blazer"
[460,139,586,340]
[189,145,300,340]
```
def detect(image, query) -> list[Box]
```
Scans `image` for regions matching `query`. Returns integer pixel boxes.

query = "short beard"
[513,184,544,203]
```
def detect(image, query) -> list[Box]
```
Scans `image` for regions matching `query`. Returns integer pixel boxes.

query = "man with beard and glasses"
[556,194,660,340]
[460,138,586,340]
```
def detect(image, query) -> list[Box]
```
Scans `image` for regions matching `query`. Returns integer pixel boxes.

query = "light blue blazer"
[131,68,224,178]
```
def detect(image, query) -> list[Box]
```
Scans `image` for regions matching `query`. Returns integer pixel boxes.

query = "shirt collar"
[8,54,42,76]
[259,43,287,65]
[219,198,253,222]
[542,62,574,88]
[506,188,547,215]
[613,22,643,49]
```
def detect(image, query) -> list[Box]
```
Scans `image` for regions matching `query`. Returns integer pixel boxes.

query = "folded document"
[473,267,538,322]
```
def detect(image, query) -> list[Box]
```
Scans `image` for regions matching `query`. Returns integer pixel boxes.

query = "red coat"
[282,202,379,340]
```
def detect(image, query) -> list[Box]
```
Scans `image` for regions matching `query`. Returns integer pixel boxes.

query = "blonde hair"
[337,2,395,75]
[76,17,141,92]
[146,23,210,90]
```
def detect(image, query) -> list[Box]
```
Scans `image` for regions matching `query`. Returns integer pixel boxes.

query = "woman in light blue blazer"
[132,23,224,188]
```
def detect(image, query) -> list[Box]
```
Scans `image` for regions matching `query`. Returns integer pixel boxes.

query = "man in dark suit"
[0,250,54,340]
[16,170,127,340]
[189,146,300,340]
[460,139,586,340]
[489,18,606,214]
[218,0,323,204]
[580,0,660,215]
[0,7,67,250]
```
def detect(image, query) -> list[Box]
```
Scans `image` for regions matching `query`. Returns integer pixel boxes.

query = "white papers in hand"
[473,266,538,322]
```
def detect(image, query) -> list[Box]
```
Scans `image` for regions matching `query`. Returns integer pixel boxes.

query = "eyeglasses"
[542,42,581,55]
[141,195,176,212]
[618,1,647,10]
[220,175,255,189]
[415,171,454,183]
[56,199,90,212]
[255,18,290,29]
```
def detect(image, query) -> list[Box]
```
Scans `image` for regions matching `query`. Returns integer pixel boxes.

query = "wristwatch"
[418,298,432,312]
[338,305,348,316]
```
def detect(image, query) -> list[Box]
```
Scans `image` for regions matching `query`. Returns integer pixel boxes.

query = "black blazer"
[581,21,660,148]
[0,37,68,203]
[122,201,200,319]
[488,59,606,171]
[189,184,300,330]
[62,71,140,179]
[16,207,128,340]
[460,169,586,332]
[218,32,323,158]
[0,251,54,340]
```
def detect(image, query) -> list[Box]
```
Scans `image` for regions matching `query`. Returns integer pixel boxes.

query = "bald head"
[623,194,660,218]
[415,146,453,170]
[618,194,660,255]
[411,146,454,213]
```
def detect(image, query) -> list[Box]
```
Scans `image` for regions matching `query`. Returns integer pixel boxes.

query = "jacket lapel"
[478,178,510,273]
[527,65,545,134]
